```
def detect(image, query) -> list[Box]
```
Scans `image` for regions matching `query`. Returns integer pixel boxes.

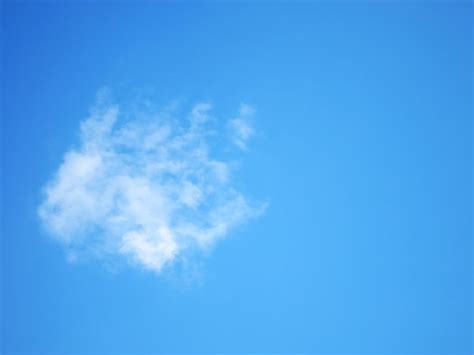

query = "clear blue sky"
[1,1,472,353]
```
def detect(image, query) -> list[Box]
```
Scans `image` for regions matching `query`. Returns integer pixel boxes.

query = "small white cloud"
[38,95,265,274]
[229,104,255,150]
[189,102,212,127]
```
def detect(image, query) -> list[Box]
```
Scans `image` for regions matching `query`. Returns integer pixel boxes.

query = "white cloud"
[229,103,255,150]
[38,96,265,274]
[189,102,212,127]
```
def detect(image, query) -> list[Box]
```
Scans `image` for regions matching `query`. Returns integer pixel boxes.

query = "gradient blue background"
[1,1,472,353]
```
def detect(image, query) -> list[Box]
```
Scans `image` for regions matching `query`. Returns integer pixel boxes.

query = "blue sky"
[1,1,472,353]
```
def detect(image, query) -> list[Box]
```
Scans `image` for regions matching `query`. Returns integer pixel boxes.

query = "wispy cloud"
[229,104,255,151]
[38,94,265,273]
